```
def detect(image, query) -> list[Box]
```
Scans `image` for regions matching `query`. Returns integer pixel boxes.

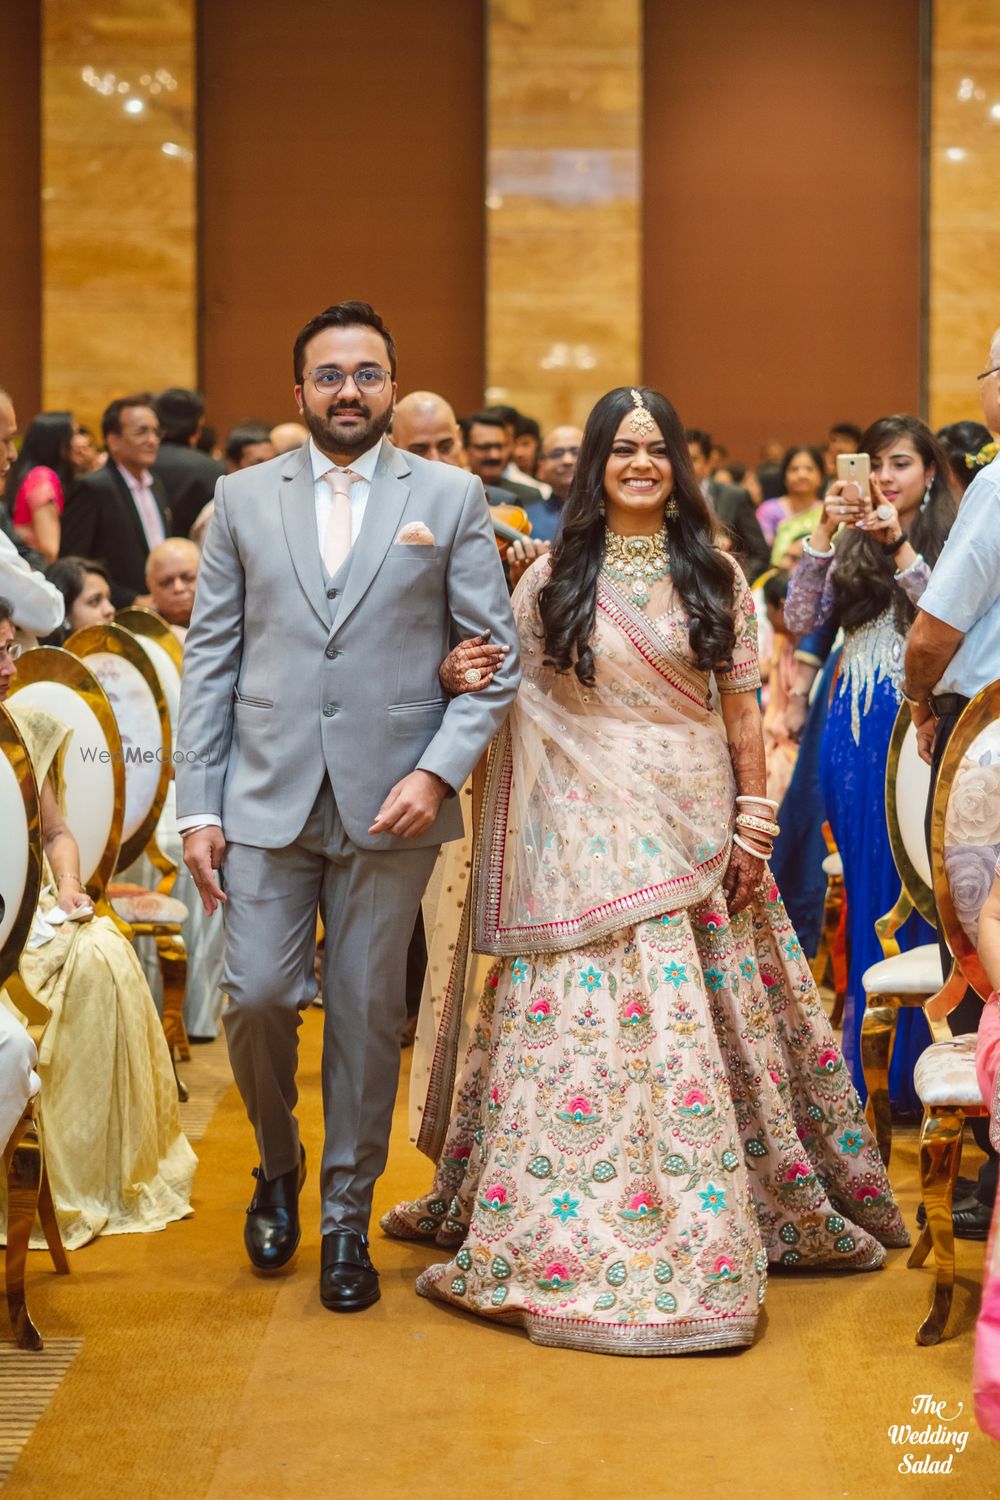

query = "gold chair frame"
[65,624,191,1096]
[860,703,960,1164]
[904,683,995,1344]
[0,706,69,1351]
[114,607,184,677]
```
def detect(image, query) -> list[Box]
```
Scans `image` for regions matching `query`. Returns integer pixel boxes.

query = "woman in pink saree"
[385,387,906,1355]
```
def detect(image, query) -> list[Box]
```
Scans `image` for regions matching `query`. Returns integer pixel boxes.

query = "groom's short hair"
[293,301,397,384]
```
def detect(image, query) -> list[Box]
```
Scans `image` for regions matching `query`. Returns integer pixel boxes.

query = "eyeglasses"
[0,641,23,661]
[121,424,161,439]
[541,446,580,461]
[977,365,1000,382]
[307,366,390,396]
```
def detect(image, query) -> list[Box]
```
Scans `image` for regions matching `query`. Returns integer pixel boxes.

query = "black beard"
[303,399,393,457]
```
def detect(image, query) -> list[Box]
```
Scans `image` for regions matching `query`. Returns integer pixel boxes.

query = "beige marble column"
[486,0,641,433]
[929,0,1000,428]
[42,0,196,429]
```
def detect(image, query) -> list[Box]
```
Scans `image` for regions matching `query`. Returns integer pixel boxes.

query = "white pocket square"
[395,522,436,545]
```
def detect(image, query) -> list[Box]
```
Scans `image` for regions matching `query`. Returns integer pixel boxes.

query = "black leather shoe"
[953,1197,994,1241]
[244,1147,306,1270]
[915,1177,978,1229]
[320,1230,380,1312]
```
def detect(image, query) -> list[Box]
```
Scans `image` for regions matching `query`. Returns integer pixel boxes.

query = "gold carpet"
[3,1008,996,1500]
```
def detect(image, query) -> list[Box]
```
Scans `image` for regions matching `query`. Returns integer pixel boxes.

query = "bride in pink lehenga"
[384,387,906,1356]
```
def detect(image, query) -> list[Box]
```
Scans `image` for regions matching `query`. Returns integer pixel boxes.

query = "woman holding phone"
[784,414,955,1111]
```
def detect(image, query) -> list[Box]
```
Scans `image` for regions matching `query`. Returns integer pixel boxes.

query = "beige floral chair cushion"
[914,1034,984,1108]
[106,881,189,927]
[861,942,942,996]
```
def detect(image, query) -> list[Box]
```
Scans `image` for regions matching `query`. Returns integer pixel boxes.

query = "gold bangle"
[55,872,82,884]
[735,813,780,838]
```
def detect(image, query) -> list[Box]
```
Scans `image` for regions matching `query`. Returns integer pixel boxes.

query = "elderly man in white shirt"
[0,392,65,641]
[902,326,1000,1240]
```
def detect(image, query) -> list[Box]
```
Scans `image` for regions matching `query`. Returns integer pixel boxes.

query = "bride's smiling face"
[603,413,673,534]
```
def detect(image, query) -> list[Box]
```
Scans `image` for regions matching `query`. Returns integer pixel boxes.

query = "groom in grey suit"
[176,301,520,1310]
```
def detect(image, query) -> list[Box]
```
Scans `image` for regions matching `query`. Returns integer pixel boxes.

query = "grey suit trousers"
[221,777,438,1234]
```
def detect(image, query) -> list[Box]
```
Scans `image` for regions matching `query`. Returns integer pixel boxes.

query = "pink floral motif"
[855,1183,881,1204]
[625,1190,657,1215]
[528,998,552,1019]
[567,1095,592,1117]
[785,1162,812,1183]
[483,1184,507,1207]
[816,1048,840,1073]
[681,1088,708,1112]
[622,998,646,1021]
[711,1254,736,1277]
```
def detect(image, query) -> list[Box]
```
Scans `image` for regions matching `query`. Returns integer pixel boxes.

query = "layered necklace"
[602,527,670,608]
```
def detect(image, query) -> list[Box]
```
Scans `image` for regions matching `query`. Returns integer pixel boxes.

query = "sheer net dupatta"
[473,560,735,957]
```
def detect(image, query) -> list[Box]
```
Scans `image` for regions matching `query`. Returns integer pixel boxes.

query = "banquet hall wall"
[2,0,43,418]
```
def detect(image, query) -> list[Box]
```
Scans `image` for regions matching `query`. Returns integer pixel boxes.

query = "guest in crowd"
[43,556,115,642]
[386,385,905,1356]
[972,871,1000,1435]
[0,389,66,638]
[486,403,551,497]
[152,387,224,540]
[145,538,200,641]
[902,331,1000,1237]
[936,419,994,501]
[786,414,955,1110]
[5,411,75,563]
[226,421,275,472]
[0,596,195,1249]
[523,425,583,542]
[760,569,799,804]
[60,394,169,606]
[69,424,102,478]
[759,446,826,559]
[463,409,539,505]
[391,391,465,465]
[824,421,862,479]
[512,413,543,479]
[195,425,222,461]
[686,428,770,579]
[270,420,309,455]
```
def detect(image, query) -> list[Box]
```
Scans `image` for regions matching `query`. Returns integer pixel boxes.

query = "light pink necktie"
[322,467,357,576]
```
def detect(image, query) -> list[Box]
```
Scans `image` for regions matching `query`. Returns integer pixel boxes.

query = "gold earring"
[665,493,680,519]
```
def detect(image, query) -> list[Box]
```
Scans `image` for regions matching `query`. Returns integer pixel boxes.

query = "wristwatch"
[881,530,908,555]
[899,682,930,709]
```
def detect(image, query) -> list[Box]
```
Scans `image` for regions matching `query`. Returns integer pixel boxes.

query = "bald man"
[146,537,200,639]
[269,421,309,455]
[391,391,464,465]
[525,424,583,541]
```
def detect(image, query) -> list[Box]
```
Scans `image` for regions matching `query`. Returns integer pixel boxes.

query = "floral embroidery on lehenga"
[386,555,907,1355]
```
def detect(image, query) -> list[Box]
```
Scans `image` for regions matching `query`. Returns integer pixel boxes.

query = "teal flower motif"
[739,956,757,980]
[640,836,662,857]
[837,1129,864,1157]
[783,937,803,961]
[694,842,715,862]
[578,965,603,994]
[699,1183,727,1217]
[511,958,530,986]
[550,1192,580,1224]
[662,962,688,989]
[588,835,608,857]
[704,966,726,992]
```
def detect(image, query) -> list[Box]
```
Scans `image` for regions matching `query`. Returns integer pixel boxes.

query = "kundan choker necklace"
[602,527,670,608]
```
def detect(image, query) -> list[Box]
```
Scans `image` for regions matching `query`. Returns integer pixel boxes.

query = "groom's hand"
[183,825,228,915]
[369,770,448,838]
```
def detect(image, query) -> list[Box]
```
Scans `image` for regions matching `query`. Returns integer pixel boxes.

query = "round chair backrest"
[8,647,125,897]
[931,680,1000,998]
[65,623,171,872]
[0,705,42,990]
[751,568,776,680]
[885,702,936,924]
[115,609,183,739]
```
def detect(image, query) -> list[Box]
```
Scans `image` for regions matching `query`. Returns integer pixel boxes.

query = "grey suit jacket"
[175,441,521,850]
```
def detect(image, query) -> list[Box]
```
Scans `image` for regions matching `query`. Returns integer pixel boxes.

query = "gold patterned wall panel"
[486,0,641,433]
[930,0,1000,429]
[42,0,196,431]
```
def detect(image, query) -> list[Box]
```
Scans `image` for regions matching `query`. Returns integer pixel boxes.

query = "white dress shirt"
[918,454,1000,696]
[177,435,385,837]
[0,531,65,636]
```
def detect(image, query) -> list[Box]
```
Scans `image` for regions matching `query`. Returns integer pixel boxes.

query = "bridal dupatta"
[475,561,739,954]
[417,554,756,1157]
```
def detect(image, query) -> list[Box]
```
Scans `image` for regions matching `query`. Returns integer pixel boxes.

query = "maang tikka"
[629,389,679,519]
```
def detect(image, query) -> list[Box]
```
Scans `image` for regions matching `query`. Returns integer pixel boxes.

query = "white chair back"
[8,648,124,892]
[885,703,936,925]
[115,609,183,741]
[938,695,1000,978]
[0,706,42,988]
[66,624,171,872]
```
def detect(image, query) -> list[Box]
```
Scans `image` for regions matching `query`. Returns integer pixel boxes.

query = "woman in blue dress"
[784,415,955,1113]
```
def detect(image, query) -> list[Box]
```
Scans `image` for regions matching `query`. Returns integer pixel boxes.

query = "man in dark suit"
[60,393,171,605]
[152,388,225,539]
[461,411,539,507]
[686,428,770,581]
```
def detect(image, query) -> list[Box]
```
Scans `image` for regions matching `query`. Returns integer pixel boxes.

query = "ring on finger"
[464,667,483,685]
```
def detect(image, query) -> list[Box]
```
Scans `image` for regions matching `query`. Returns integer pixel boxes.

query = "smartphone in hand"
[836,452,871,525]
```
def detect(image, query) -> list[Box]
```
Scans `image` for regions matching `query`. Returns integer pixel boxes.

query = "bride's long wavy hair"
[538,386,738,685]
